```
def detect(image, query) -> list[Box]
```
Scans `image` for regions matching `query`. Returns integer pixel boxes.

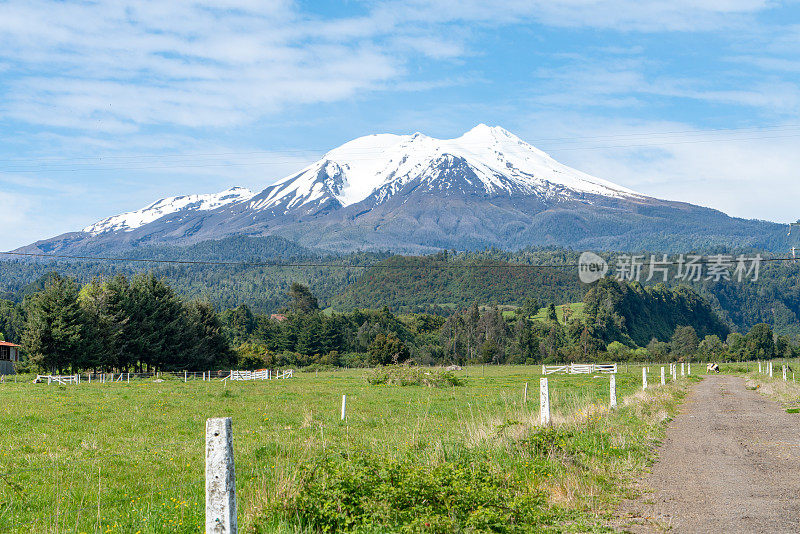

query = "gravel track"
[620,374,800,533]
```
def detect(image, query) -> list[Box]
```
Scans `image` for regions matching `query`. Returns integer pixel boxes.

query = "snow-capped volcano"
[19,124,784,255]
[84,186,254,235]
[249,124,639,215]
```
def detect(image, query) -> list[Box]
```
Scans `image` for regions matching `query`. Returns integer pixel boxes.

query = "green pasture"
[0,365,689,533]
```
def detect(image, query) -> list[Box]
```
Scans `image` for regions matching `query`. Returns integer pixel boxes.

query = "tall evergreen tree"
[288,282,318,314]
[185,300,234,370]
[670,326,699,360]
[22,275,84,374]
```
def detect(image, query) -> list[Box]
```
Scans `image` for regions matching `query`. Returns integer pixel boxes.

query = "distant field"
[502,303,586,324]
[0,365,689,533]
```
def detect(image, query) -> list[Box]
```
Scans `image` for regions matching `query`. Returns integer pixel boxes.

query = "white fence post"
[523,382,528,404]
[770,362,773,378]
[681,362,685,377]
[642,367,647,390]
[341,394,347,421]
[758,361,762,374]
[783,365,787,381]
[688,361,691,375]
[539,378,550,426]
[185,370,188,383]
[661,367,665,386]
[206,417,237,534]
[609,374,617,409]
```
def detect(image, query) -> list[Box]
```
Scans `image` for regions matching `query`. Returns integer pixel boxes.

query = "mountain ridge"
[17,124,789,254]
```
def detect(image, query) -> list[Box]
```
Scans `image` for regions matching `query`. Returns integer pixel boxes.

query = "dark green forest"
[1,269,795,374]
[3,237,800,374]
[4,241,800,337]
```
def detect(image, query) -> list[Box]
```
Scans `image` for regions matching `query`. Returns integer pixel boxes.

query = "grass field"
[501,303,586,324]
[0,365,691,533]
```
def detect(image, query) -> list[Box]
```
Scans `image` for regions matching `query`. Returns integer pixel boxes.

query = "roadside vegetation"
[726,359,800,408]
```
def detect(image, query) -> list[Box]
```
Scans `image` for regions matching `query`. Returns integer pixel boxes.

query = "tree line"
[1,274,798,373]
[224,280,799,369]
[8,273,231,373]
[5,244,800,340]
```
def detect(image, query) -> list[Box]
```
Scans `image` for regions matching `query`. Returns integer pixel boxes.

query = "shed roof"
[0,341,21,347]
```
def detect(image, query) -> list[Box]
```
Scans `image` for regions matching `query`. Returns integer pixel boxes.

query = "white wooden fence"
[31,369,295,385]
[542,363,618,375]
[225,369,293,381]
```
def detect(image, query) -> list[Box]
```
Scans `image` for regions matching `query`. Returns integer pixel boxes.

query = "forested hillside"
[584,278,730,346]
[329,253,584,312]
[1,272,795,373]
[4,239,800,337]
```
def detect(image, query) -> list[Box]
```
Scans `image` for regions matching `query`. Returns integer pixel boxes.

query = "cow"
[707,363,720,373]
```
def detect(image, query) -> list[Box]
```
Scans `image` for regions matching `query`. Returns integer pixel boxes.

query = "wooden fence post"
[539,378,550,426]
[609,374,617,409]
[206,417,237,534]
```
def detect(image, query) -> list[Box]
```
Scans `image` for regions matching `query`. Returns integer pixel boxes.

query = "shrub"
[366,365,464,387]
[525,428,574,456]
[271,454,547,533]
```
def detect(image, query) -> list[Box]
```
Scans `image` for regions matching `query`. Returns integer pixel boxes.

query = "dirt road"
[621,375,800,533]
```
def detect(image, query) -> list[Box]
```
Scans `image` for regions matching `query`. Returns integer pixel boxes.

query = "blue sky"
[1,0,800,250]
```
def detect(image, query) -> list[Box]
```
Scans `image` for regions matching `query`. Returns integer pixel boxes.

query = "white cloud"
[0,0,786,135]
[391,0,774,31]
[513,113,800,223]
[0,0,405,131]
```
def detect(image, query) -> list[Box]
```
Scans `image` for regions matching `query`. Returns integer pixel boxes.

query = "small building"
[0,341,21,375]
[0,341,20,362]
[270,314,288,323]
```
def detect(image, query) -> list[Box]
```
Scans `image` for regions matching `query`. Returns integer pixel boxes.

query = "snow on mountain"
[79,125,642,240]
[83,186,255,235]
[20,124,787,256]
[249,124,640,214]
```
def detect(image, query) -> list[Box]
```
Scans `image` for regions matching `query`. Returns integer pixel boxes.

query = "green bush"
[273,454,547,533]
[366,365,464,387]
[525,428,574,456]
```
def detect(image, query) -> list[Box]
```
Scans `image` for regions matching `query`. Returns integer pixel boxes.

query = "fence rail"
[225,369,293,381]
[26,369,295,385]
[542,363,618,375]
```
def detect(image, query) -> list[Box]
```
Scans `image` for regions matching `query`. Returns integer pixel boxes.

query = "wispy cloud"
[0,0,787,134]
[514,112,800,223]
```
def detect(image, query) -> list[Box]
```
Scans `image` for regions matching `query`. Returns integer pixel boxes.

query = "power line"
[0,250,796,270]
[0,251,574,269]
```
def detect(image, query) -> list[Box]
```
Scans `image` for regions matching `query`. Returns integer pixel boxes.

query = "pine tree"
[22,275,84,374]
[185,301,234,370]
[288,283,318,314]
